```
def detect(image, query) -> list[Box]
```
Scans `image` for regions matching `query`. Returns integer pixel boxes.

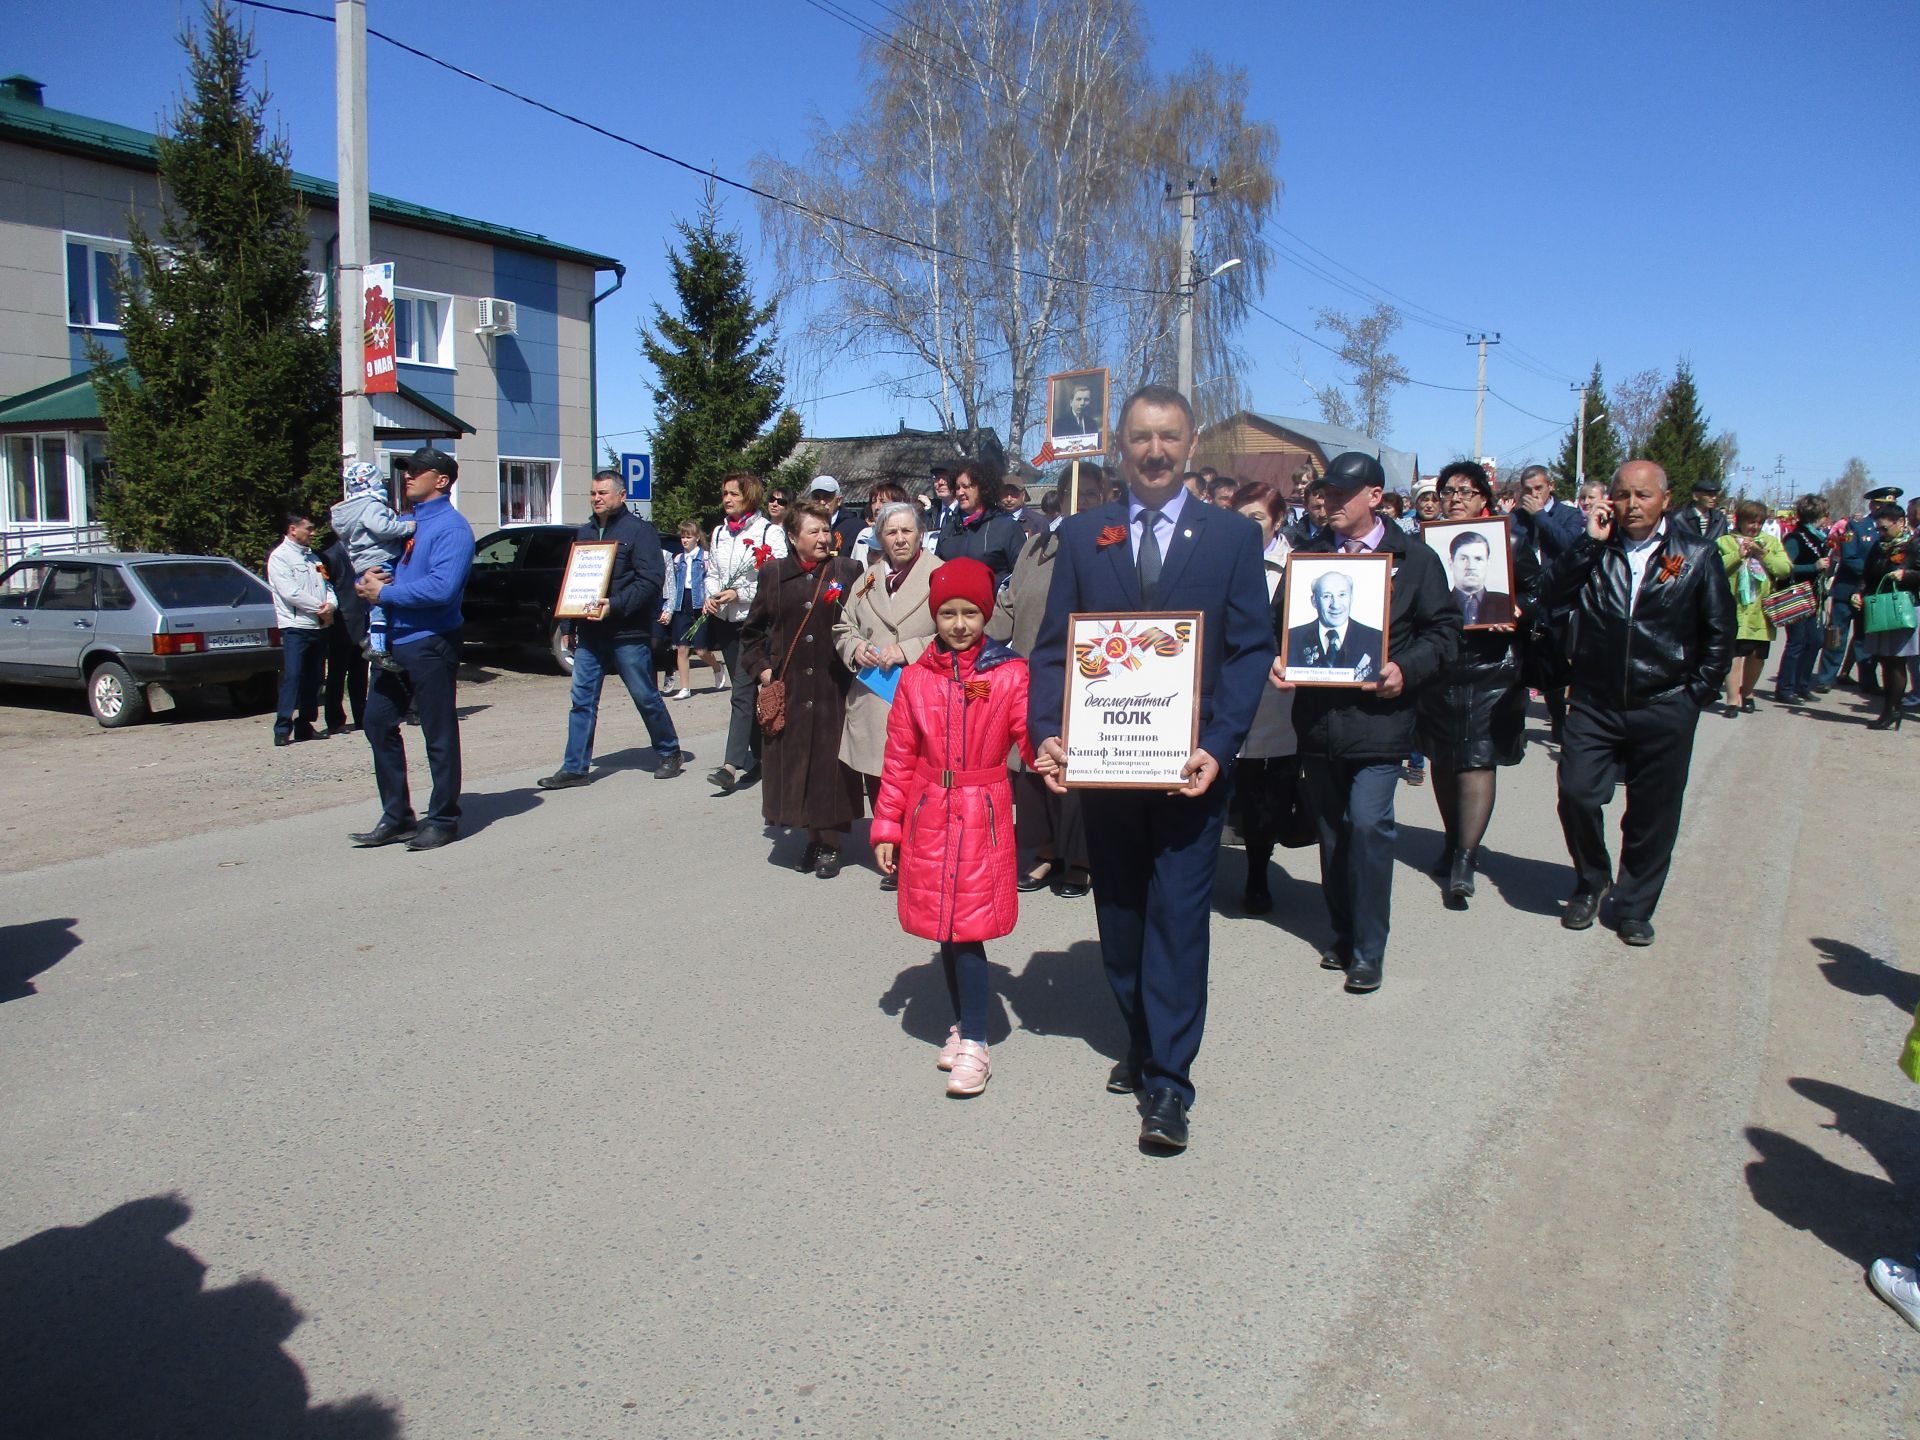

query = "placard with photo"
[1420,516,1517,628]
[1046,367,1108,458]
[1278,552,1393,686]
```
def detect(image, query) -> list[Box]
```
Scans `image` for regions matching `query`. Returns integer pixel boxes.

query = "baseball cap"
[809,475,841,497]
[1322,451,1386,491]
[401,447,458,480]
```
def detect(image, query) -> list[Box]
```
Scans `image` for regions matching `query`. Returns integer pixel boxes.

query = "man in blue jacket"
[1030,384,1275,1153]
[352,447,474,851]
[537,469,682,789]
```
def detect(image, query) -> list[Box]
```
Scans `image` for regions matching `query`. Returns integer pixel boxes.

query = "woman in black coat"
[1415,460,1542,907]
[934,456,1025,586]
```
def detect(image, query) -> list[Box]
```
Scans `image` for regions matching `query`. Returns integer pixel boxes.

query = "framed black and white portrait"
[1046,367,1108,457]
[1279,552,1393,686]
[1421,517,1516,629]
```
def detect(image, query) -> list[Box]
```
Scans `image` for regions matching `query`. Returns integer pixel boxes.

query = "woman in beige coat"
[835,501,943,886]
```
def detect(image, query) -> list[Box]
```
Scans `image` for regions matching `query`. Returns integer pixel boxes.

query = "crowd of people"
[262,396,1917,1151]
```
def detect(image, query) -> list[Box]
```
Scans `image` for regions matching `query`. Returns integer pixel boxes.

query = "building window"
[498,459,554,525]
[79,434,109,524]
[5,434,74,524]
[394,289,452,367]
[65,235,138,329]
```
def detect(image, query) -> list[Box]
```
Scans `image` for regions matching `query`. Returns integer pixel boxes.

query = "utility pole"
[1173,180,1199,403]
[1571,381,1589,488]
[1467,333,1500,458]
[335,0,376,462]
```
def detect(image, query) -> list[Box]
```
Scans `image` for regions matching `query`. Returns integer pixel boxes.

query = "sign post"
[620,452,653,520]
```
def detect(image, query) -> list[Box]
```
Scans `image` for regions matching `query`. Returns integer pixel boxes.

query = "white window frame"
[497,457,557,527]
[394,288,455,370]
[63,232,137,331]
[2,430,94,527]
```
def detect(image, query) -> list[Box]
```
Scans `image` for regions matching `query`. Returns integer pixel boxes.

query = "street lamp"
[1179,256,1244,401]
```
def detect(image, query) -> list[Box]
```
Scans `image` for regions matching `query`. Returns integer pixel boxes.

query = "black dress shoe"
[405,825,457,851]
[653,752,684,780]
[1320,946,1349,971]
[274,734,293,748]
[879,873,898,892]
[1811,683,1833,694]
[1106,1058,1143,1094]
[795,841,822,874]
[1345,956,1383,992]
[350,820,418,847]
[1741,697,1757,714]
[1447,848,1478,906]
[1243,884,1273,916]
[1562,887,1607,930]
[1617,917,1655,946]
[537,769,590,790]
[708,765,739,792]
[1017,861,1058,893]
[814,847,842,879]
[1139,1089,1189,1152]
[1054,869,1091,899]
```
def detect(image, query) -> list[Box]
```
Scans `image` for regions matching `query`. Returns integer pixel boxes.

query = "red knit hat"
[927,556,996,622]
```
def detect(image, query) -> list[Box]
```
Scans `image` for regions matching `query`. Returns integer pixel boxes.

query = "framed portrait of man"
[1420,517,1516,628]
[1279,552,1393,685]
[1046,367,1108,458]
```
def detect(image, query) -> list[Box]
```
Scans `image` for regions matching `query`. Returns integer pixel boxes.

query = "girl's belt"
[916,761,1005,788]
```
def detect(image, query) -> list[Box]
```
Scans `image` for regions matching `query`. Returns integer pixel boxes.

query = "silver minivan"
[0,554,283,726]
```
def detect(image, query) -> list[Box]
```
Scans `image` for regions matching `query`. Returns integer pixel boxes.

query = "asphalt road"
[2,678,1916,1438]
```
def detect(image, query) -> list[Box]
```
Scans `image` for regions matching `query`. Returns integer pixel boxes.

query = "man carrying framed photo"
[1279,451,1461,993]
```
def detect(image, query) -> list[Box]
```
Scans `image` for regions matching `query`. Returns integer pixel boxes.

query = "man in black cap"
[1548,460,1734,946]
[1669,474,1730,542]
[351,447,474,850]
[1281,451,1461,994]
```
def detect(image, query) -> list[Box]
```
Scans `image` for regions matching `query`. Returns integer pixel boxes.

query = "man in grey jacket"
[266,512,336,747]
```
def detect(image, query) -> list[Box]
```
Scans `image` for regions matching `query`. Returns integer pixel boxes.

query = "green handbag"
[1864,574,1917,634]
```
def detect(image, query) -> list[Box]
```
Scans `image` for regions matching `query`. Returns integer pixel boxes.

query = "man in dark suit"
[1030,383,1275,1153]
[1051,378,1102,440]
[1547,460,1734,946]
[1512,464,1584,566]
[1445,530,1515,627]
[1283,451,1461,994]
[1285,569,1385,676]
[1668,474,1730,542]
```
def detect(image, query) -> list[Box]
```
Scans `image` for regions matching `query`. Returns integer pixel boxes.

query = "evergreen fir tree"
[639,188,803,535]
[1642,360,1721,507]
[91,2,339,561]
[1551,362,1624,498]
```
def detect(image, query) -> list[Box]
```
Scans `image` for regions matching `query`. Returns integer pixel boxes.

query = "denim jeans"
[1777,613,1822,695]
[563,634,679,774]
[274,628,323,741]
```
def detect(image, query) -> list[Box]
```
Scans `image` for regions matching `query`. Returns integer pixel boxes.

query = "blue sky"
[14,1,1918,494]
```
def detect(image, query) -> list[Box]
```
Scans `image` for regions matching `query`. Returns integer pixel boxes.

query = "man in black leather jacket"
[1545,459,1734,945]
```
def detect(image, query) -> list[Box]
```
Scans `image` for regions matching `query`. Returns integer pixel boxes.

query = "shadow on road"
[1744,1078,1920,1270]
[1813,936,1920,1016]
[0,916,80,1001]
[0,1193,398,1438]
[458,784,545,840]
[1395,817,1568,918]
[879,938,1127,1060]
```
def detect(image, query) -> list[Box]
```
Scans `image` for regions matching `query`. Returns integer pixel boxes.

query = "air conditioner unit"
[475,297,518,335]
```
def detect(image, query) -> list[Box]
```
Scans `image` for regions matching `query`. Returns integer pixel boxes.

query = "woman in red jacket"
[871,559,1036,1097]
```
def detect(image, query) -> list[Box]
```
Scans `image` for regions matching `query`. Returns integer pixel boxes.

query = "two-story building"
[0,73,620,562]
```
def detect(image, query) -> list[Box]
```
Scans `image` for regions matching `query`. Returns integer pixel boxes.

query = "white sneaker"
[1870,1258,1920,1331]
[1873,1259,1920,1328]
[671,688,692,700]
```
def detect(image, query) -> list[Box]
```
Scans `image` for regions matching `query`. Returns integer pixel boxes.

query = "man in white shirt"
[266,512,336,747]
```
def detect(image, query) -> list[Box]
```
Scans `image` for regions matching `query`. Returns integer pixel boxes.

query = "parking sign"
[620,453,652,501]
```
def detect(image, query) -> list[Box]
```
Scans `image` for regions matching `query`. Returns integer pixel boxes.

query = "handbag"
[1761,581,1816,627]
[755,563,832,736]
[1863,574,1917,635]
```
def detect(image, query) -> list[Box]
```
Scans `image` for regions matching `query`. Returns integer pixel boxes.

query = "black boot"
[1243,847,1273,915]
[1868,692,1905,731]
[1447,848,1478,907]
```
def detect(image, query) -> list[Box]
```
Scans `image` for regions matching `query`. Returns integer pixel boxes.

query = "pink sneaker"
[936,1025,963,1071]
[946,1041,990,1097]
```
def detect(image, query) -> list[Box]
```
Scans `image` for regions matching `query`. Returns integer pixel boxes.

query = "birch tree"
[755,0,1278,455]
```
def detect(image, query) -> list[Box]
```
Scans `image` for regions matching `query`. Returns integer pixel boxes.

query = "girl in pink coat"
[871,557,1035,1097]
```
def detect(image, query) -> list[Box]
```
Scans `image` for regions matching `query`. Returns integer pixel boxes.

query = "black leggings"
[942,941,990,1043]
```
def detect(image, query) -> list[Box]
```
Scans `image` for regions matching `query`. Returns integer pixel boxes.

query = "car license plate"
[207,630,266,650]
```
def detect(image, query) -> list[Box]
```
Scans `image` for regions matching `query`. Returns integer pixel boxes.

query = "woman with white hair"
[835,500,943,887]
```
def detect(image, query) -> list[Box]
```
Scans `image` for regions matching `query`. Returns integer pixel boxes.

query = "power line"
[229,0,1174,300]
